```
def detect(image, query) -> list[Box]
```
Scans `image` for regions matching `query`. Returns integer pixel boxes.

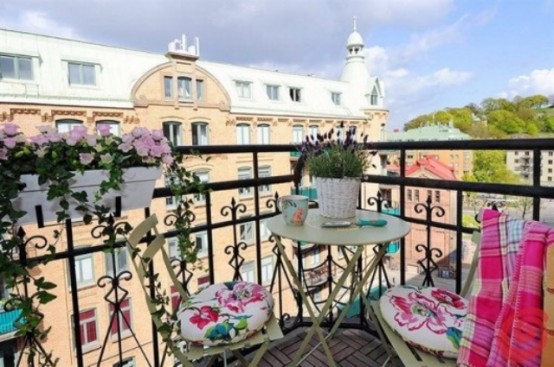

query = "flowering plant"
[294,121,377,181]
[0,123,173,223]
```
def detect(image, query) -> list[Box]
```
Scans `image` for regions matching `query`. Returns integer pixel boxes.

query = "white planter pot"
[314,177,361,219]
[12,167,162,225]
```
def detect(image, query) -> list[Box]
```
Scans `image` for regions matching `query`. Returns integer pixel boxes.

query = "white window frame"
[192,122,209,146]
[261,256,274,285]
[239,220,254,244]
[258,165,271,194]
[194,171,209,203]
[105,247,128,275]
[331,92,341,105]
[196,79,204,100]
[235,81,252,99]
[0,54,33,80]
[177,76,192,100]
[308,125,318,139]
[68,61,96,86]
[236,124,250,145]
[289,87,302,102]
[195,231,208,257]
[238,167,252,196]
[74,254,95,287]
[74,309,98,349]
[260,218,271,241]
[257,124,270,144]
[163,121,182,145]
[165,174,178,209]
[292,125,304,144]
[266,84,280,100]
[163,76,173,98]
[56,119,83,133]
[241,261,255,283]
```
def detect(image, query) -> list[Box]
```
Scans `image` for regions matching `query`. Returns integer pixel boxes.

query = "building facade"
[0,24,387,366]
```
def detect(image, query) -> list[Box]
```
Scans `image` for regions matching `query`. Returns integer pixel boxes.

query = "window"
[168,238,179,260]
[74,309,98,348]
[113,357,135,367]
[197,274,210,290]
[407,189,412,201]
[311,248,321,265]
[292,125,304,144]
[194,171,209,203]
[74,254,94,287]
[238,167,252,196]
[196,79,204,100]
[241,261,255,282]
[258,165,271,193]
[308,125,318,138]
[266,85,279,100]
[261,256,274,285]
[163,76,173,98]
[56,119,83,133]
[240,221,254,244]
[235,81,252,99]
[195,231,208,257]
[170,285,182,311]
[165,175,178,209]
[96,120,120,137]
[109,298,132,336]
[163,121,182,145]
[68,62,96,86]
[370,86,378,105]
[177,76,192,99]
[435,190,441,203]
[0,54,33,80]
[415,190,420,202]
[192,122,209,145]
[257,124,270,144]
[260,219,271,241]
[105,247,128,275]
[427,190,432,201]
[236,124,250,144]
[289,87,301,102]
[331,92,341,105]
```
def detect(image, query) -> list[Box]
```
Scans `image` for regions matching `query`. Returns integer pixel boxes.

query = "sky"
[1,0,553,131]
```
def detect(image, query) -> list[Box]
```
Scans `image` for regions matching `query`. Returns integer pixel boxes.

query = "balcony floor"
[232,327,405,367]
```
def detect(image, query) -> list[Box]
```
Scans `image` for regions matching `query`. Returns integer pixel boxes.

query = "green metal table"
[267,209,410,367]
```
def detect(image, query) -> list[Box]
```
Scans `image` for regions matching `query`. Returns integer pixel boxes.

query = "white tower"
[340,16,370,83]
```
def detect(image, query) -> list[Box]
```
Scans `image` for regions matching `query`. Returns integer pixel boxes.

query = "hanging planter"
[13,166,162,225]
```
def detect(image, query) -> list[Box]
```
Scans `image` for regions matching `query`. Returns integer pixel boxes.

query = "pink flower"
[85,134,97,146]
[2,123,19,136]
[390,292,449,333]
[215,282,266,313]
[189,305,219,329]
[79,153,94,165]
[30,135,48,146]
[162,155,174,165]
[430,288,466,309]
[152,129,164,140]
[3,137,17,149]
[0,148,8,160]
[96,124,112,137]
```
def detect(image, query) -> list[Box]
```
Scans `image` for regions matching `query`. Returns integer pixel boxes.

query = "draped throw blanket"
[457,209,526,366]
[458,209,553,367]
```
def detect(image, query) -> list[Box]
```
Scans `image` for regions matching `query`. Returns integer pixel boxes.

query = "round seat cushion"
[177,281,274,346]
[379,285,467,359]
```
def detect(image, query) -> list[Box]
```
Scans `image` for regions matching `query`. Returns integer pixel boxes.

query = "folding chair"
[126,214,283,367]
[370,231,481,367]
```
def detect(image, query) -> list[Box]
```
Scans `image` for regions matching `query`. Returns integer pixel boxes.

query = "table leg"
[274,235,337,366]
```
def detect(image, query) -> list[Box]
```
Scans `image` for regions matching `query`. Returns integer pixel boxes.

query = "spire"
[353,16,357,31]
[341,16,368,82]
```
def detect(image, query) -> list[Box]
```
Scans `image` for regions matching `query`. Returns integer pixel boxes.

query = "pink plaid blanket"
[457,209,526,366]
[457,209,553,367]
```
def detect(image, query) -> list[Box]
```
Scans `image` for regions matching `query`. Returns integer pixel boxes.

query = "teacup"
[278,195,309,225]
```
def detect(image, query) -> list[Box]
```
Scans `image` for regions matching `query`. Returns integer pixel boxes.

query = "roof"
[387,124,470,142]
[406,155,458,180]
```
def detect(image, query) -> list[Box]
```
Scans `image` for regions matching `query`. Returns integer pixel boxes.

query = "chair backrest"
[542,246,554,366]
[460,231,481,298]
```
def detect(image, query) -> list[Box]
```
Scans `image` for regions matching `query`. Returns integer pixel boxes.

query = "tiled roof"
[406,155,458,180]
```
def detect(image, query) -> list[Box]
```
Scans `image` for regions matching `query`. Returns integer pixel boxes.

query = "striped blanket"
[457,209,553,366]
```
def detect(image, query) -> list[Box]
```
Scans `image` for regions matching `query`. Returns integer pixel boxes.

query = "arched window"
[192,122,209,145]
[96,120,120,137]
[236,123,250,144]
[292,124,304,144]
[163,121,182,145]
[257,124,270,144]
[56,119,82,133]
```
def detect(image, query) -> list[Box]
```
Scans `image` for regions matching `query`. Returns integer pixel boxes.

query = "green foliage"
[471,150,522,184]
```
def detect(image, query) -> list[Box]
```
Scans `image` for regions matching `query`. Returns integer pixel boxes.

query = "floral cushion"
[379,285,467,359]
[177,281,275,346]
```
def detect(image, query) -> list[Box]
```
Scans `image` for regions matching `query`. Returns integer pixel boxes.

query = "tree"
[486,110,525,134]
[472,150,521,184]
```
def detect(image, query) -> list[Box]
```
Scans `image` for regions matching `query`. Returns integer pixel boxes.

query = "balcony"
[2,138,554,366]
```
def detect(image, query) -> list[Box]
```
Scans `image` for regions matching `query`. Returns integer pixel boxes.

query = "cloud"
[0,10,78,39]
[507,69,554,97]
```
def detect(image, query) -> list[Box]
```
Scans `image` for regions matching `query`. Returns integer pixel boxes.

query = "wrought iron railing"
[2,138,554,366]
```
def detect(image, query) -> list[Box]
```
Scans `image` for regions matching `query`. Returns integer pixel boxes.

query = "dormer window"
[235,81,252,99]
[0,54,33,80]
[266,85,279,100]
[289,87,301,102]
[68,61,96,86]
[331,92,341,105]
[370,86,379,105]
[178,76,192,100]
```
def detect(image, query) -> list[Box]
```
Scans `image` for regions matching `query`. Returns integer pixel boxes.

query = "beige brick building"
[0,25,388,366]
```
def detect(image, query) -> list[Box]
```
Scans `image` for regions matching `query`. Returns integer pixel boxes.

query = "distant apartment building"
[386,124,473,179]
[0,23,387,366]
[507,149,554,185]
[386,156,459,275]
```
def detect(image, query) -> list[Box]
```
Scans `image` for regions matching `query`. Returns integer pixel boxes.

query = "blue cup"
[278,195,309,225]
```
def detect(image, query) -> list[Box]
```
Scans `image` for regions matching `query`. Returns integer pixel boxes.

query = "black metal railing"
[3,139,554,366]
